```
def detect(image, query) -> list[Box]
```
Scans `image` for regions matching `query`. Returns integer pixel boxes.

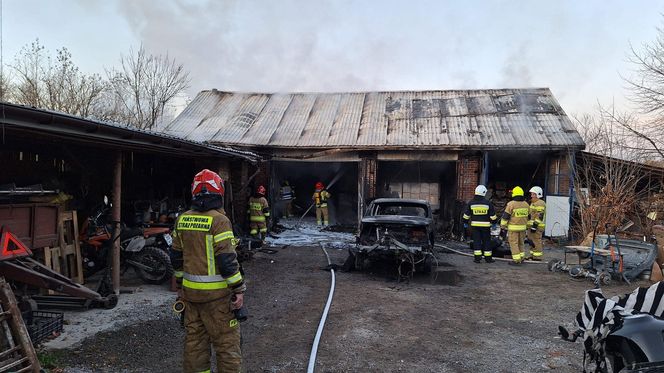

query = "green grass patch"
[37,350,64,370]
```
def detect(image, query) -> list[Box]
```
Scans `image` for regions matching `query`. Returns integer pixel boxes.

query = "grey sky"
[3,0,663,116]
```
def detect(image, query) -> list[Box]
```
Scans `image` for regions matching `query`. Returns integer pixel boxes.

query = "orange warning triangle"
[0,229,32,260]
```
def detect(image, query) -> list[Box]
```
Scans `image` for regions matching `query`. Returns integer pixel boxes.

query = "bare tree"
[10,39,106,117]
[105,45,190,130]
[621,25,664,159]
[0,70,13,102]
[571,112,657,241]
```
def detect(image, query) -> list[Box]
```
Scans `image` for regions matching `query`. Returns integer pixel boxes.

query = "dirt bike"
[80,196,174,285]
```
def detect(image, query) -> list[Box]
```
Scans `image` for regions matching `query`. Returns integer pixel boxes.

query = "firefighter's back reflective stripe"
[205,235,215,276]
[184,273,225,282]
[470,204,489,215]
[213,231,234,243]
[280,186,293,199]
[226,271,243,286]
[182,278,228,290]
[177,215,213,231]
[250,215,266,222]
[513,207,529,218]
[471,221,491,227]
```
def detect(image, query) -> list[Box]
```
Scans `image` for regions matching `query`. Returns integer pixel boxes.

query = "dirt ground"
[48,235,642,373]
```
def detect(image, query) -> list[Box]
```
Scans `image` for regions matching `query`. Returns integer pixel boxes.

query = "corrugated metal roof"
[163,88,585,150]
[0,101,260,161]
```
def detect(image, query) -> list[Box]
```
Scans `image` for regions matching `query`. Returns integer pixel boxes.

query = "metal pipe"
[307,243,336,373]
[111,152,122,295]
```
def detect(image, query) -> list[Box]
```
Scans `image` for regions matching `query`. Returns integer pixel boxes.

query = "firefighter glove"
[463,223,468,229]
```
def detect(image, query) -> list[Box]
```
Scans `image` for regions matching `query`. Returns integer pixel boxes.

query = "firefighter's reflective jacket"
[313,190,330,207]
[500,198,530,232]
[280,185,294,200]
[172,209,245,303]
[527,199,546,230]
[248,196,270,223]
[462,195,498,227]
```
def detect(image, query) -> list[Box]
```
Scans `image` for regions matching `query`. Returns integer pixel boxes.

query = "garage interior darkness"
[1,136,218,226]
[270,161,358,225]
[486,150,548,198]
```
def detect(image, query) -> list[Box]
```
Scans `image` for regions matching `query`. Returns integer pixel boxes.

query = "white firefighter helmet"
[529,186,543,198]
[474,185,488,197]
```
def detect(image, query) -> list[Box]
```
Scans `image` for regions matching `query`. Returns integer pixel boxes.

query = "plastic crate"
[23,311,63,344]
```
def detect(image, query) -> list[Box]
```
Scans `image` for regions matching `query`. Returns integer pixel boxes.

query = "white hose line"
[308,243,336,373]
[434,243,548,265]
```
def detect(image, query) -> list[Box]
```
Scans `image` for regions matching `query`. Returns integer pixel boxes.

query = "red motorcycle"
[80,196,174,285]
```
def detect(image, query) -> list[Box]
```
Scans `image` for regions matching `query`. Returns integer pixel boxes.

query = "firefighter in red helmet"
[248,184,270,240]
[313,181,331,227]
[172,169,245,372]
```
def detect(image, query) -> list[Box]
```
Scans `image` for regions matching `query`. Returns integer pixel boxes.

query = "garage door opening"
[486,151,547,214]
[376,161,456,231]
[270,161,358,225]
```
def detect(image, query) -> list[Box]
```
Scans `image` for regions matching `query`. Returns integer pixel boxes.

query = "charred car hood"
[361,216,431,226]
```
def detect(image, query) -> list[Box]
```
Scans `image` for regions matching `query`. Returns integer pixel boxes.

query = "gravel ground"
[45,236,643,372]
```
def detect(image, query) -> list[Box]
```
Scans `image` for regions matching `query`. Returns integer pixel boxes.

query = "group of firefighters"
[171,168,546,372]
[246,180,334,241]
[463,184,546,265]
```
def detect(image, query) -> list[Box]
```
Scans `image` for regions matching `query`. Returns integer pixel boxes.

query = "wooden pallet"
[43,211,84,286]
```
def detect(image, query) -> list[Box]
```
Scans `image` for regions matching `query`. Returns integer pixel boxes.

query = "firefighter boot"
[483,251,495,263]
[473,255,482,263]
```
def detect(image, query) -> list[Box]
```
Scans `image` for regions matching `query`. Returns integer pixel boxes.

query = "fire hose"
[307,242,336,373]
[434,243,547,265]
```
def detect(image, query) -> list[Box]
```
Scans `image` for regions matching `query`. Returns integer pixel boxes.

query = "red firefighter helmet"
[191,169,224,196]
[257,185,266,196]
[315,181,324,190]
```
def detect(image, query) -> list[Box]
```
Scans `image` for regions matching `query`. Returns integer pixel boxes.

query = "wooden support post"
[111,152,122,295]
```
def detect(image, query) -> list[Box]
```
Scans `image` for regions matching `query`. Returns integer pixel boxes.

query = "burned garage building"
[164,88,585,235]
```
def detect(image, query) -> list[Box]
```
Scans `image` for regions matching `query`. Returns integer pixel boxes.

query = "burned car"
[345,198,436,277]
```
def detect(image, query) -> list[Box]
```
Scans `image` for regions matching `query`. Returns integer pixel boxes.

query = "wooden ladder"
[0,278,41,372]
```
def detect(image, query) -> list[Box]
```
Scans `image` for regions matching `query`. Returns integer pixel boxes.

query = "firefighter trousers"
[316,206,329,226]
[249,221,267,235]
[508,230,526,262]
[283,200,293,218]
[183,296,241,373]
[527,228,544,258]
[471,227,492,258]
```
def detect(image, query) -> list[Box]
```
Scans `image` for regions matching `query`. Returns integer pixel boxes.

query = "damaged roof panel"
[270,94,317,146]
[356,92,388,146]
[240,94,292,145]
[164,88,585,149]
[327,93,365,146]
[297,94,341,146]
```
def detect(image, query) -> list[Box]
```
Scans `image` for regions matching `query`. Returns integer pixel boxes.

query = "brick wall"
[456,155,481,201]
[360,157,377,200]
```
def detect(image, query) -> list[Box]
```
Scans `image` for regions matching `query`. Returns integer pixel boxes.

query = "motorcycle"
[80,196,174,285]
